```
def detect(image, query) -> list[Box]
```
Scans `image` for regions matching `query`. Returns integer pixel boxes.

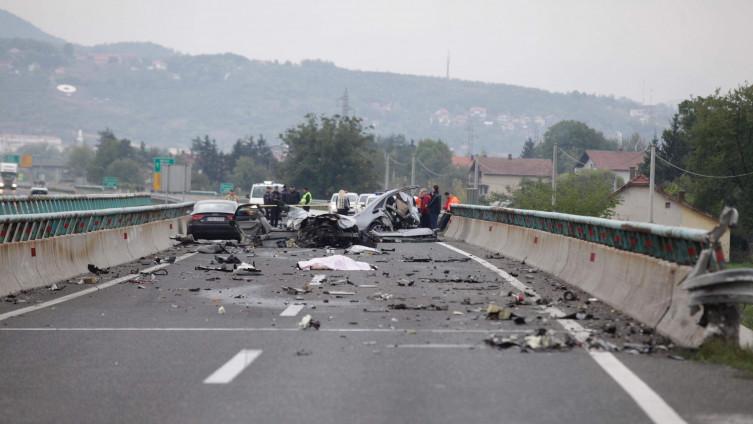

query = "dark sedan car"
[187,200,241,241]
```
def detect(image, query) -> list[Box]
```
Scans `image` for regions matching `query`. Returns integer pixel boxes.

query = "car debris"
[309,275,327,286]
[195,265,233,272]
[296,213,368,248]
[371,228,437,242]
[323,290,356,296]
[345,245,382,255]
[196,243,229,254]
[298,314,321,330]
[388,303,448,311]
[485,304,513,320]
[170,234,196,244]
[87,264,109,275]
[233,262,261,275]
[297,255,374,271]
[48,283,62,291]
[217,305,226,314]
[523,329,577,351]
[154,256,177,264]
[484,334,520,349]
[215,254,242,264]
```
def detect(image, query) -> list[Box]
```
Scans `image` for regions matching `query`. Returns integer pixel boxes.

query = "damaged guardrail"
[0,193,154,215]
[450,204,709,265]
[0,202,193,243]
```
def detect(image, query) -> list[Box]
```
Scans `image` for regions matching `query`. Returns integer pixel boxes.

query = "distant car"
[328,192,359,214]
[355,193,371,213]
[187,200,240,241]
[30,187,49,195]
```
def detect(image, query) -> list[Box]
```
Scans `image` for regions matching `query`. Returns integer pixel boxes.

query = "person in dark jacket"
[288,186,301,205]
[270,186,282,227]
[262,186,273,221]
[427,184,441,229]
[281,185,290,205]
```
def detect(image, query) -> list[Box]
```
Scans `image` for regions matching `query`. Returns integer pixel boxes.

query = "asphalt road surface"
[0,240,752,424]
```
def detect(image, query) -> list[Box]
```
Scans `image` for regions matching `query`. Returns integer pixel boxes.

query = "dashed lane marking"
[437,241,687,424]
[0,252,197,323]
[279,304,305,317]
[203,349,262,384]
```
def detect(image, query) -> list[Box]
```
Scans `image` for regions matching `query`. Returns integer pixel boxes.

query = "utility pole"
[649,140,656,223]
[340,88,350,117]
[410,140,416,187]
[551,142,557,207]
[473,156,479,204]
[384,150,390,191]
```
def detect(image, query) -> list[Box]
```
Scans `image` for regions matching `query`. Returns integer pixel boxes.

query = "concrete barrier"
[0,219,180,297]
[444,215,703,346]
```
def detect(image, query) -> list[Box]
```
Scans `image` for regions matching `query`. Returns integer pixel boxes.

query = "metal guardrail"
[0,193,153,215]
[451,204,709,265]
[0,202,193,244]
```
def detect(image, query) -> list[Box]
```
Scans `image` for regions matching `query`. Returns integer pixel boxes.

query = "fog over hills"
[0,9,671,153]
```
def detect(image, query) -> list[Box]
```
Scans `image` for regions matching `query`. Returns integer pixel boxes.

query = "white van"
[248,181,285,205]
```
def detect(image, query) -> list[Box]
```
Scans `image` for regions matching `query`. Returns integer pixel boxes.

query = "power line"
[556,147,589,166]
[416,157,452,177]
[388,154,408,166]
[655,154,753,179]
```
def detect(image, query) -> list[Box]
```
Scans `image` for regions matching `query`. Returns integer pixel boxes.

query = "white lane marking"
[590,352,687,424]
[0,252,197,323]
[203,349,261,384]
[437,242,533,294]
[393,344,476,349]
[0,327,534,334]
[437,241,687,424]
[280,304,305,317]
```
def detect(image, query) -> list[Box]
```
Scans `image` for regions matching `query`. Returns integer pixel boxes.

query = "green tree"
[639,114,691,185]
[105,158,144,186]
[231,156,269,192]
[534,121,617,174]
[65,145,94,180]
[279,114,380,196]
[190,135,226,185]
[511,170,619,218]
[87,130,138,182]
[414,138,453,187]
[520,138,536,158]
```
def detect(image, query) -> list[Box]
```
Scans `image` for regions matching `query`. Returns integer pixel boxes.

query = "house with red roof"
[469,155,552,196]
[612,175,729,259]
[576,149,645,182]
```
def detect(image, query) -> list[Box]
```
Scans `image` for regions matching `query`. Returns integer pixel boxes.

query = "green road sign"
[103,176,119,188]
[219,182,234,194]
[152,157,175,172]
[3,154,20,164]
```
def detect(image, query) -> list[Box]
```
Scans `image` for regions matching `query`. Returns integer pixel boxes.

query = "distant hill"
[0,8,673,154]
[0,9,65,44]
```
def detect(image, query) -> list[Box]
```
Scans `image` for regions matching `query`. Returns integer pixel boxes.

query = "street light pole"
[649,142,656,223]
[384,150,390,191]
[551,142,557,207]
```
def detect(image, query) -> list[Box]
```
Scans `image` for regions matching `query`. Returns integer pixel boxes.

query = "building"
[576,149,644,182]
[0,134,63,152]
[469,155,552,197]
[451,156,472,169]
[612,175,730,259]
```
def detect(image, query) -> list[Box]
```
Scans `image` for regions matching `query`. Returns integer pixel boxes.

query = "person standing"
[271,186,282,227]
[418,188,431,228]
[336,189,350,215]
[300,187,312,212]
[289,186,301,205]
[427,184,441,229]
[281,185,290,205]
[443,191,460,211]
[262,186,273,221]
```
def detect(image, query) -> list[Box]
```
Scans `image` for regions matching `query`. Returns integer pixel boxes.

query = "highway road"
[0,240,751,424]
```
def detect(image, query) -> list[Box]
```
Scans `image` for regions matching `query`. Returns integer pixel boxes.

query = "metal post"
[164,164,170,204]
[473,156,479,204]
[551,142,557,207]
[410,152,416,187]
[384,150,389,191]
[649,142,656,223]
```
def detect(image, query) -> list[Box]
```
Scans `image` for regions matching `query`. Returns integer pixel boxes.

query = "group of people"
[415,185,460,229]
[263,185,312,227]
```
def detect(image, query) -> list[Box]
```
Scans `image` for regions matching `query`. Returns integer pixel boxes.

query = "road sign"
[19,155,32,168]
[152,172,161,191]
[152,157,175,172]
[3,154,19,164]
[103,176,119,189]
[219,182,234,194]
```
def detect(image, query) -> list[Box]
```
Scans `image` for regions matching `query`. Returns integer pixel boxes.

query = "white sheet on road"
[297,254,373,271]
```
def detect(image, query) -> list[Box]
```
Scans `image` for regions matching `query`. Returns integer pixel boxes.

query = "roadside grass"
[726,261,753,269]
[743,305,753,330]
[688,339,753,375]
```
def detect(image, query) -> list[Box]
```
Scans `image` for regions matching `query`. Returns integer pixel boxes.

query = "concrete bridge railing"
[445,204,717,348]
[0,202,193,297]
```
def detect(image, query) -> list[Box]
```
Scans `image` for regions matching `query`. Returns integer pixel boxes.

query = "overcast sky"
[1,0,751,104]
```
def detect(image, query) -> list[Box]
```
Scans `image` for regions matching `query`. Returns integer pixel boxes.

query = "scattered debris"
[81,276,98,284]
[485,334,520,349]
[197,244,227,254]
[298,314,321,330]
[48,283,62,291]
[195,265,232,272]
[523,329,576,351]
[345,245,382,255]
[233,262,261,275]
[170,234,196,244]
[87,264,109,275]
[154,256,176,264]
[217,305,226,314]
[309,275,327,286]
[486,304,513,320]
[215,254,242,264]
[295,349,313,356]
[388,303,448,311]
[324,290,356,296]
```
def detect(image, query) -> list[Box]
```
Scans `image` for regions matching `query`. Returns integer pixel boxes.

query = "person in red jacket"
[418,188,431,228]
